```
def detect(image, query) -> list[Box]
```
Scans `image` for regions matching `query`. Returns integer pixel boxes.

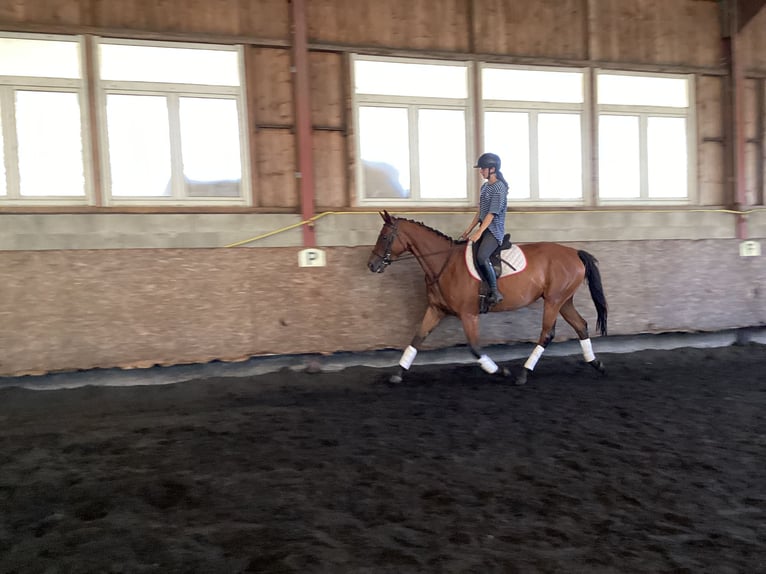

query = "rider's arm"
[461,212,480,239]
[469,213,494,242]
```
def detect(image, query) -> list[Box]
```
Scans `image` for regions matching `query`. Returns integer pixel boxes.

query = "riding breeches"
[476,230,500,267]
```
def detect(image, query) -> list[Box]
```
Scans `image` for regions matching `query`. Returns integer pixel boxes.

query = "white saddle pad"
[465,243,528,281]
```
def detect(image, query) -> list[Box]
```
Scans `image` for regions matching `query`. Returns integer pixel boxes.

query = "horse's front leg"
[390,305,445,383]
[459,313,511,379]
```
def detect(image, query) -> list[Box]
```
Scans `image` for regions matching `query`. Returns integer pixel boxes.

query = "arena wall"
[2,210,764,377]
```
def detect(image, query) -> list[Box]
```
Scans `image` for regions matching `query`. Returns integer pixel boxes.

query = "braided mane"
[393,216,457,244]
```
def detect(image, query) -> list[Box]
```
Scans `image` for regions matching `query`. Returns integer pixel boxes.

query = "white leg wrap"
[478,354,499,374]
[524,345,545,371]
[580,338,596,362]
[399,345,418,370]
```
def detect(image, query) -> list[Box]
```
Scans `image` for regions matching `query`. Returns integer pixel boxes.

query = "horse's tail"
[577,250,608,336]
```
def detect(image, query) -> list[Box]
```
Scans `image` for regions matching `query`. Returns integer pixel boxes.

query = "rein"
[423,248,454,288]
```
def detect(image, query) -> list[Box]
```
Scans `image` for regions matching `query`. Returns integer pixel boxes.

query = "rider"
[460,152,509,305]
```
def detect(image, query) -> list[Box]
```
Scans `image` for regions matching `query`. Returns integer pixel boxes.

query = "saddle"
[473,233,512,277]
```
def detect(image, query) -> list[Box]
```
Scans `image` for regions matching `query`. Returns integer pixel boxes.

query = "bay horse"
[367,211,608,385]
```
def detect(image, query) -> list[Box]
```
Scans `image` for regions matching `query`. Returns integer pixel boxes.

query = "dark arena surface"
[1,344,764,573]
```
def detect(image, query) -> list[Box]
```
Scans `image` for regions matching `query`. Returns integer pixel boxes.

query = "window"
[482,66,586,202]
[597,72,693,201]
[352,60,696,207]
[98,40,249,204]
[0,35,89,202]
[353,56,471,204]
[0,37,697,209]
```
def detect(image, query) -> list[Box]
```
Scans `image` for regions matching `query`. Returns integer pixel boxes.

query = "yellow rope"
[225,206,766,247]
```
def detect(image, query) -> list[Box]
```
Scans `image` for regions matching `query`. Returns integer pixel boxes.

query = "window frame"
[95,38,251,206]
[595,70,697,205]
[0,32,93,205]
[480,63,590,206]
[352,54,476,207]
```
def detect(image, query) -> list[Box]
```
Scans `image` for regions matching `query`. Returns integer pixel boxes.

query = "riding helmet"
[474,152,501,171]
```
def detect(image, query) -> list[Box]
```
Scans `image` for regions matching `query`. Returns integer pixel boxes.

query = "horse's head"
[368,211,405,273]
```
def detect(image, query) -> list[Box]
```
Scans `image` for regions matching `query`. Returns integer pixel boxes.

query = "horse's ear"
[380,210,391,223]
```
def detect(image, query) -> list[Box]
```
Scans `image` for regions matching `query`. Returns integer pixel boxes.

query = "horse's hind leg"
[516,299,561,385]
[559,298,605,374]
[390,305,445,383]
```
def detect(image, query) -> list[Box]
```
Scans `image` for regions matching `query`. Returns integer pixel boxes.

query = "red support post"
[722,0,749,240]
[290,0,317,247]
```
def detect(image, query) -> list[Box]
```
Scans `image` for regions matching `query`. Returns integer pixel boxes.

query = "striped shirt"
[479,179,508,243]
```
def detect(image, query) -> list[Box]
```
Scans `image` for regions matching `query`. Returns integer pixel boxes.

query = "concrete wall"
[1,210,764,377]
[3,209,764,250]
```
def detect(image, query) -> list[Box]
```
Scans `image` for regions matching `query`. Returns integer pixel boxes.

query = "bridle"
[372,219,454,287]
[371,220,400,268]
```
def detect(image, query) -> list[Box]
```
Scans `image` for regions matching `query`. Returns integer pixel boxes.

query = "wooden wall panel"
[309,51,343,128]
[91,0,289,37]
[0,0,87,26]
[744,79,764,205]
[474,0,586,59]
[740,6,766,73]
[94,0,183,32]
[252,47,293,126]
[0,0,728,67]
[696,75,725,206]
[589,0,720,67]
[697,75,722,140]
[255,130,297,208]
[745,144,759,205]
[744,79,758,141]
[306,0,470,52]
[238,0,290,39]
[762,79,766,206]
[698,144,725,206]
[313,131,346,207]
[0,0,289,38]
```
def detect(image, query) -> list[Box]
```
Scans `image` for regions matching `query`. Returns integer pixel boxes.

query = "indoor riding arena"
[1,1,765,572]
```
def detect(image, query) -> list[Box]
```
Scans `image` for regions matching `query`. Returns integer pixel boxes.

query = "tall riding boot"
[481,262,504,305]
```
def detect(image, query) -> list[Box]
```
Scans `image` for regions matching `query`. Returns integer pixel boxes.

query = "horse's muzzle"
[367,256,388,273]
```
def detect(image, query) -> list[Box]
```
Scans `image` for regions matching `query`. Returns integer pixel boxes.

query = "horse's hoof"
[514,369,530,386]
[589,359,606,374]
[499,367,512,378]
[389,374,403,384]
